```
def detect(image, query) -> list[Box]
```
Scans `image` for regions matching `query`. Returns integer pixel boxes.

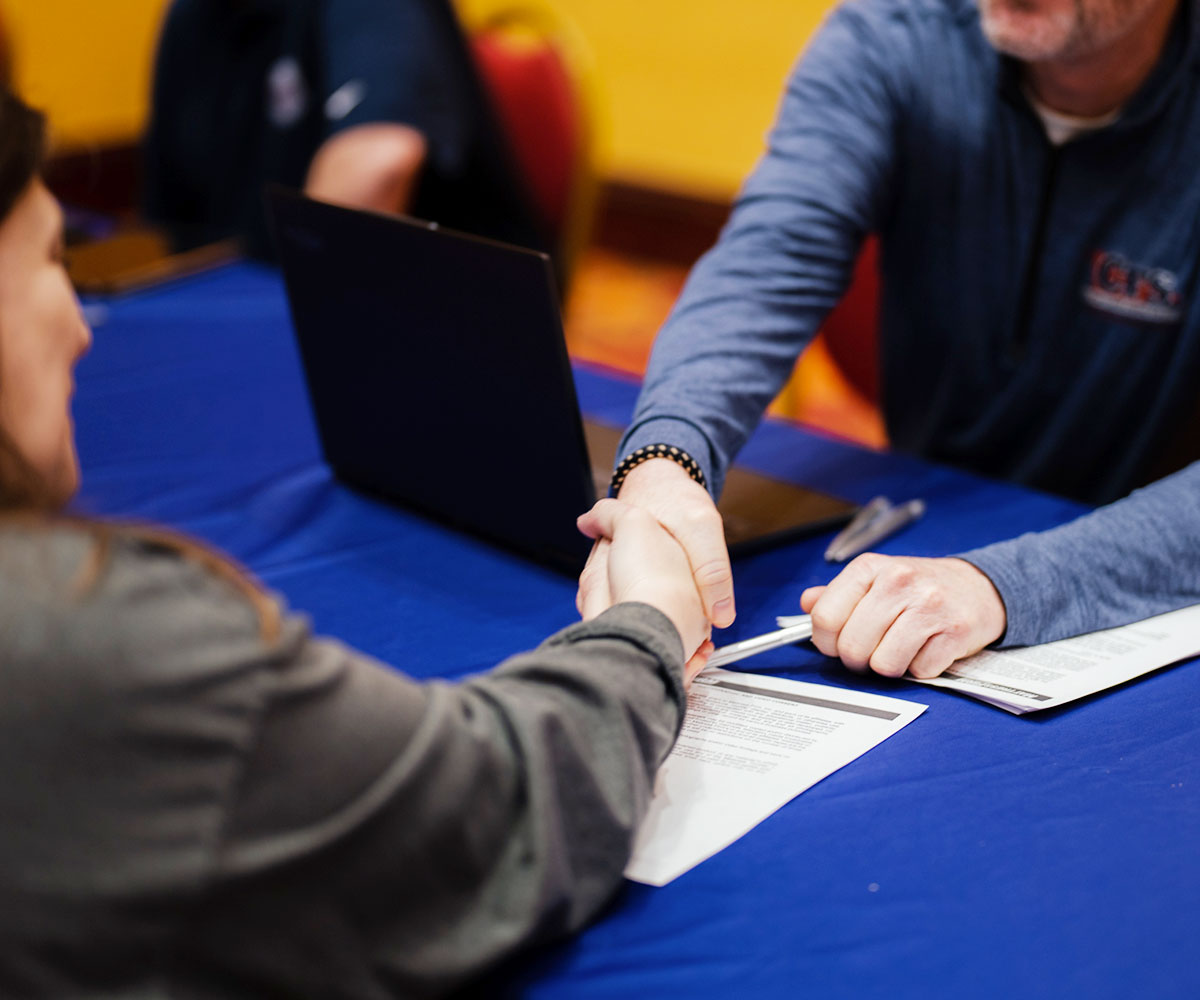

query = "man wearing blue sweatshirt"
[609,0,1200,679]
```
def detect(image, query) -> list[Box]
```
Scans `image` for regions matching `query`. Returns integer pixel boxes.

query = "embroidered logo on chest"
[1083,250,1184,324]
[267,57,308,129]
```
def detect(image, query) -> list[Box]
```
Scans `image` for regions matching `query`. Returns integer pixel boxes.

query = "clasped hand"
[576,498,713,686]
[611,458,1007,679]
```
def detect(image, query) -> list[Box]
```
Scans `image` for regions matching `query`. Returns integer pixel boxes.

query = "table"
[74,263,1200,999]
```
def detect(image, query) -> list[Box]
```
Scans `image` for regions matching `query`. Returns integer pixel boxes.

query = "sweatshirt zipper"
[1008,145,1061,364]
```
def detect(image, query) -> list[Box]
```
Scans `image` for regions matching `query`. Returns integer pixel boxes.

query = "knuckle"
[916,584,945,612]
[911,633,961,678]
[884,563,917,590]
[692,557,732,590]
[942,618,970,642]
[617,503,655,529]
[837,637,872,668]
[810,605,839,633]
[910,650,953,679]
[679,503,722,535]
[868,651,908,679]
[603,496,630,515]
[590,497,618,517]
[848,552,883,576]
[578,562,602,592]
[809,631,839,658]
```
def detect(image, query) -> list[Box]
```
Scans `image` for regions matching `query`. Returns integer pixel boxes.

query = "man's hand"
[800,554,1007,678]
[577,499,713,686]
[615,458,736,629]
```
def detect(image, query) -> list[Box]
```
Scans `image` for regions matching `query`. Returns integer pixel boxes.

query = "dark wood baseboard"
[593,179,731,264]
[45,141,143,220]
[44,140,730,265]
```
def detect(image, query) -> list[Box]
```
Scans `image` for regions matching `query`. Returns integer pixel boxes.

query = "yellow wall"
[462,0,834,199]
[0,0,167,151]
[1,0,834,197]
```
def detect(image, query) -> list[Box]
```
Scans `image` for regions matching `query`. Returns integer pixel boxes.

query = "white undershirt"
[1024,89,1121,145]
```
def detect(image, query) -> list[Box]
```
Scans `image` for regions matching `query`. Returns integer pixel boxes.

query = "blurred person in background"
[0,88,710,998]
[143,0,547,259]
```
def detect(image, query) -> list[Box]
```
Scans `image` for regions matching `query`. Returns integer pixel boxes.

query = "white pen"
[827,498,926,562]
[705,618,814,670]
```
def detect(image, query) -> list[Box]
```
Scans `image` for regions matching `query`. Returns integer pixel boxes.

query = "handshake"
[577,457,1007,683]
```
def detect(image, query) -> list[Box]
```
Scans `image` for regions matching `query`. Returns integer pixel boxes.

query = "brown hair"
[0,89,280,639]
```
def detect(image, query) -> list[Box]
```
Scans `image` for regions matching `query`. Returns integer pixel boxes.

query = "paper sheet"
[914,603,1200,714]
[624,670,926,886]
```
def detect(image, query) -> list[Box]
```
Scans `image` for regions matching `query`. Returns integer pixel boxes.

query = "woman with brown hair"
[0,89,709,998]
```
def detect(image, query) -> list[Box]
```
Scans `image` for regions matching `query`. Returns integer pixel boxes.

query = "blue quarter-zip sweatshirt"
[621,0,1200,646]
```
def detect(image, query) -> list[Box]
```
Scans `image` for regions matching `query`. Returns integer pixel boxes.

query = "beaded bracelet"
[610,443,707,495]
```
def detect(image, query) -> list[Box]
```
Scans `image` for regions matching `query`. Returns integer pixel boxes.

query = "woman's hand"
[577,499,713,685]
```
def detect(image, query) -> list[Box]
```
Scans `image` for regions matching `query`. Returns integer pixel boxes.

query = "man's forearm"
[620,4,900,497]
[959,461,1200,646]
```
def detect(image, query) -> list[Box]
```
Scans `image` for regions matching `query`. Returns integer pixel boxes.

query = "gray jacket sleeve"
[958,461,1200,646]
[0,528,685,998]
[188,604,687,997]
[619,4,902,497]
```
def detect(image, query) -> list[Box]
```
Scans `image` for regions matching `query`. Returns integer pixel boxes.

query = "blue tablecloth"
[75,264,1199,999]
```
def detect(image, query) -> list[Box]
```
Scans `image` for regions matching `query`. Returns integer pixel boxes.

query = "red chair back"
[817,235,881,405]
[472,35,578,234]
[469,8,594,282]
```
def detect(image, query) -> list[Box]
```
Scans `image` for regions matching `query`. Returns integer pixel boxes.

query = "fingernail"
[713,598,735,624]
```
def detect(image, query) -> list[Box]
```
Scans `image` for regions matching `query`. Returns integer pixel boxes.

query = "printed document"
[624,670,925,886]
[914,603,1200,714]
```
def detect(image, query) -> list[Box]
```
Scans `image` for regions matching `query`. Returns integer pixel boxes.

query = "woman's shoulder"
[1,519,244,609]
[0,520,294,686]
[0,522,314,922]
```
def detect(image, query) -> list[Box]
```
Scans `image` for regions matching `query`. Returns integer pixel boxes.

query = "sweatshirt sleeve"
[957,461,1200,646]
[0,528,686,996]
[182,601,687,998]
[320,0,469,173]
[620,2,904,497]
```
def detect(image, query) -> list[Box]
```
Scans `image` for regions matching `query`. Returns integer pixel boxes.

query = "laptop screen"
[269,189,596,571]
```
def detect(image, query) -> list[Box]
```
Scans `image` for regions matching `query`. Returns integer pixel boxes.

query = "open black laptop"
[268,189,857,572]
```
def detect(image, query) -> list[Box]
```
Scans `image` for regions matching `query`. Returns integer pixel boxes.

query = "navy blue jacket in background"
[143,0,546,261]
[623,0,1200,645]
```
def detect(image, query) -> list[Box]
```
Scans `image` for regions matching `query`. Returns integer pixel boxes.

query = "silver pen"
[706,618,814,670]
[824,495,891,561]
[826,498,926,562]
